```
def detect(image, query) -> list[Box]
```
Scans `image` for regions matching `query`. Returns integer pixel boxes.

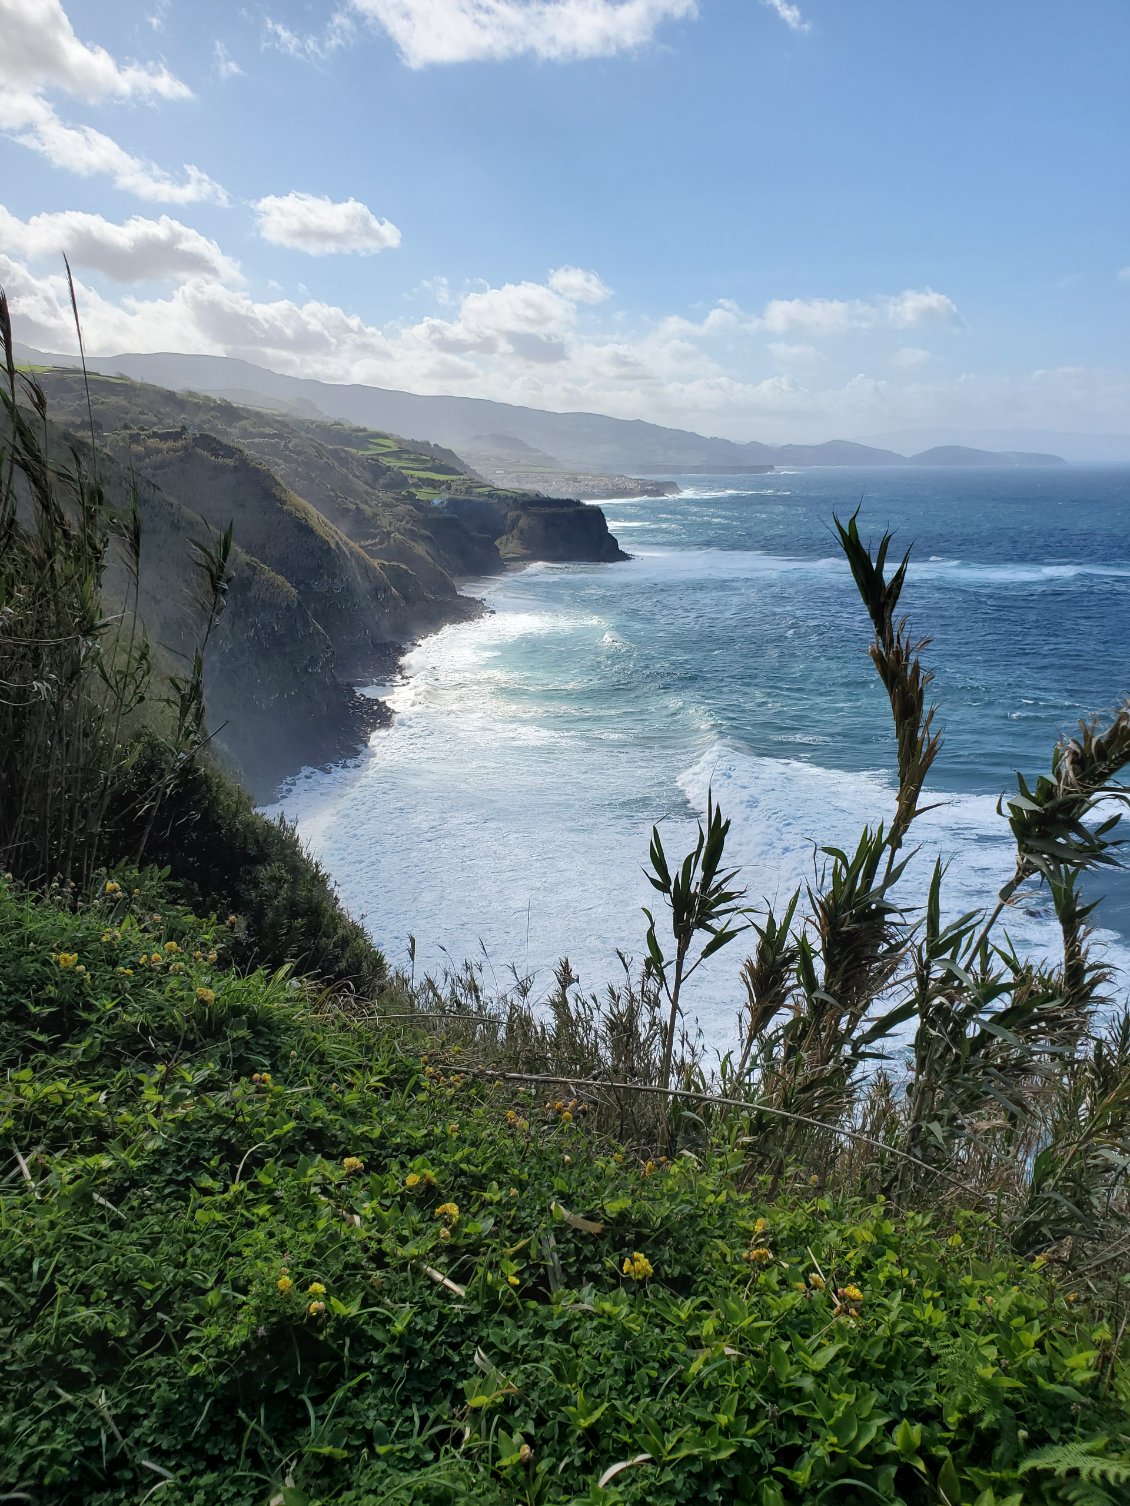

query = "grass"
[3,873,1129,1506]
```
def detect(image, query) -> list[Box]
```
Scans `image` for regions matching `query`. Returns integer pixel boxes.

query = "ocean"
[269,466,1130,1048]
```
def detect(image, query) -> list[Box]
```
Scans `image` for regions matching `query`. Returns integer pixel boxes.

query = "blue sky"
[1,0,1128,441]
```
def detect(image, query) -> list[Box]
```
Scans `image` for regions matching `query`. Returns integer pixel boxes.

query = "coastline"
[258,502,633,804]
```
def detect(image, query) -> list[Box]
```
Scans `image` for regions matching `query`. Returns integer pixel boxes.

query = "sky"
[0,0,1128,443]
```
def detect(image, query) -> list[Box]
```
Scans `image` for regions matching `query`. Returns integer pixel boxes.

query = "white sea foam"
[677,742,1130,990]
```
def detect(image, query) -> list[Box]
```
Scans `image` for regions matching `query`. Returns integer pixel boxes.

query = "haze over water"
[273,466,1130,1047]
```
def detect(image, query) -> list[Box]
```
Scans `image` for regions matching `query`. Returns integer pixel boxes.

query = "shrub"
[104,730,386,993]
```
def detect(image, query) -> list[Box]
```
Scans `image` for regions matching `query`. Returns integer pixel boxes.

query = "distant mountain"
[17,343,1064,473]
[862,427,1130,464]
[908,445,1066,467]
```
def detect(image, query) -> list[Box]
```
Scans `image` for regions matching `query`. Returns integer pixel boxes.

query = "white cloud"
[548,265,612,303]
[0,204,240,283]
[0,0,190,102]
[253,192,401,255]
[263,10,356,61]
[0,90,228,204]
[347,0,698,68]
[761,288,960,335]
[891,346,932,370]
[762,0,809,33]
[213,42,243,80]
[768,340,822,366]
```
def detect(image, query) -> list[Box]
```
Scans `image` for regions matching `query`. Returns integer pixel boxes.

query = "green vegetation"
[4,294,1130,1502]
[3,875,1128,1505]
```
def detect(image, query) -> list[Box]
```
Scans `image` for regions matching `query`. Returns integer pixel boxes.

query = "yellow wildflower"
[150,952,163,965]
[195,987,215,1005]
[808,1272,826,1290]
[342,1156,365,1174]
[438,1227,450,1240]
[842,1284,864,1303]
[100,931,113,943]
[164,940,180,954]
[435,1202,460,1224]
[307,1282,326,1296]
[55,953,78,970]
[509,1187,519,1199]
[206,950,218,963]
[507,1274,520,1287]
[277,1276,293,1293]
[643,1159,656,1177]
[405,1173,422,1189]
[753,1217,769,1235]
[307,1300,325,1316]
[746,1247,772,1264]
[169,961,185,974]
[116,967,133,977]
[622,1252,653,1281]
[103,880,121,895]
[561,1110,573,1124]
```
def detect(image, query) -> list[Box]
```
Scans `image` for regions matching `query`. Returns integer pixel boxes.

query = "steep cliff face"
[439,495,628,564]
[498,500,629,563]
[108,430,474,677]
[91,464,382,798]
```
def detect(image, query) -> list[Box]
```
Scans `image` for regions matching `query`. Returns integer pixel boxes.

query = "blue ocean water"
[271,466,1130,1045]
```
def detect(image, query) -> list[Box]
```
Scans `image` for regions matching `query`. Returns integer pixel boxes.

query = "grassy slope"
[3,877,1127,1506]
[33,367,516,546]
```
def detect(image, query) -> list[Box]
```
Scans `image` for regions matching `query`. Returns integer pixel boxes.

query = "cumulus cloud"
[0,4,225,204]
[253,192,401,255]
[347,0,698,68]
[548,265,612,304]
[762,0,809,33]
[0,90,228,204]
[761,288,960,335]
[0,204,240,283]
[0,0,189,101]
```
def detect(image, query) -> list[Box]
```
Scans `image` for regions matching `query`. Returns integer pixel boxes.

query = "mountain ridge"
[16,343,1069,472]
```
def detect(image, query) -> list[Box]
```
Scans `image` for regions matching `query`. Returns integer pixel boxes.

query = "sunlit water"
[269,466,1130,1049]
